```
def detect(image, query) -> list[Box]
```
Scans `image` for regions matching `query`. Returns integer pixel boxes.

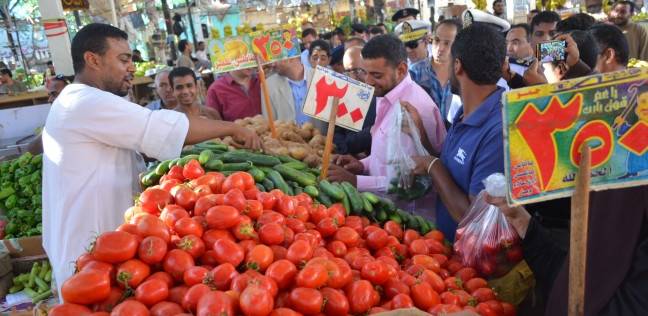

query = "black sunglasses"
[405,40,420,49]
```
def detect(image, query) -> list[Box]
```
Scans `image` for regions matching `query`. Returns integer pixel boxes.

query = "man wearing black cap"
[392,8,420,24]
[608,0,648,60]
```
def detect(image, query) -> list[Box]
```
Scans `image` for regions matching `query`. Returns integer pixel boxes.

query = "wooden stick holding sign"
[255,54,278,139]
[319,97,339,180]
[568,144,591,316]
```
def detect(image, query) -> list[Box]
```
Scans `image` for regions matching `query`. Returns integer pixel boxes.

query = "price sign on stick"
[303,66,375,132]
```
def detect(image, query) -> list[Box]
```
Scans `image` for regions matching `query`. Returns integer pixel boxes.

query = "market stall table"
[0,91,49,110]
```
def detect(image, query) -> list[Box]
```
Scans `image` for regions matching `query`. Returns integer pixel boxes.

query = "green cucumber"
[316,190,333,207]
[376,209,388,222]
[340,182,363,214]
[198,149,214,165]
[362,192,380,204]
[155,160,172,176]
[361,194,374,213]
[194,141,229,151]
[292,183,303,195]
[179,154,199,166]
[278,155,301,163]
[388,213,402,224]
[415,215,431,235]
[319,180,345,200]
[273,165,316,187]
[141,170,160,187]
[267,170,293,195]
[248,168,266,182]
[262,178,275,191]
[220,162,253,172]
[255,183,266,192]
[222,151,281,166]
[204,159,224,171]
[280,161,308,170]
[169,158,181,167]
[341,192,352,215]
[304,185,319,198]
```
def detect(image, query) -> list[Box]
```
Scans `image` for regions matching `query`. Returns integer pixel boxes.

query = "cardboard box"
[0,237,46,259]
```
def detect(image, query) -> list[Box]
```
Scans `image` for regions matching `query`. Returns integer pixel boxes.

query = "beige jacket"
[261,66,326,132]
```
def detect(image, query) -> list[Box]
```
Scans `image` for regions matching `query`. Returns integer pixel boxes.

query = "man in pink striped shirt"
[329,35,446,218]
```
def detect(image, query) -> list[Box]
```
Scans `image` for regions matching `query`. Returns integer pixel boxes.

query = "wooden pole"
[568,144,591,316]
[256,55,278,139]
[320,97,340,180]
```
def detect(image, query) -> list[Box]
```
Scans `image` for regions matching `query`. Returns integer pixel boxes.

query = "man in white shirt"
[42,23,260,294]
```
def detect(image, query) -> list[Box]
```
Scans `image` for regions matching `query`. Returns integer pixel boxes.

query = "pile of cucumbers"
[142,141,436,235]
[9,260,53,303]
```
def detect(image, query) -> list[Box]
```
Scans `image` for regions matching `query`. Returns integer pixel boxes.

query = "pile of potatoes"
[217,115,327,167]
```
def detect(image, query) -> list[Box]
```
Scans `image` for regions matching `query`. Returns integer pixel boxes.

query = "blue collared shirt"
[436,87,506,241]
[287,78,310,126]
[409,61,453,123]
[301,49,312,69]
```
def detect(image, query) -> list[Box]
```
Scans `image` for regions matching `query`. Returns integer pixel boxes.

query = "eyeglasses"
[344,68,366,77]
[405,40,420,49]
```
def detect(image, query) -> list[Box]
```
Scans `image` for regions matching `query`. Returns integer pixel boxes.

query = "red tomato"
[193,184,213,198]
[194,194,219,217]
[425,230,445,242]
[163,249,195,281]
[174,217,204,237]
[183,266,209,286]
[213,238,245,266]
[160,205,189,228]
[327,240,347,258]
[182,283,211,313]
[174,186,199,211]
[383,277,411,299]
[309,204,329,225]
[243,200,264,220]
[259,222,285,245]
[502,302,517,316]
[203,229,235,248]
[49,304,92,316]
[361,260,389,285]
[258,211,286,227]
[135,214,171,243]
[116,259,150,288]
[366,228,389,250]
[276,196,297,216]
[327,204,346,225]
[455,267,478,282]
[244,188,261,200]
[246,244,274,272]
[196,291,235,316]
[316,217,338,237]
[403,229,421,245]
[286,239,314,264]
[343,216,364,235]
[411,255,441,273]
[464,277,488,293]
[420,269,446,293]
[91,231,138,264]
[411,281,440,310]
[476,303,498,316]
[335,227,360,247]
[428,304,462,315]
[110,300,149,316]
[175,234,206,259]
[160,178,182,192]
[321,287,349,315]
[444,276,463,291]
[145,271,174,288]
[257,192,278,210]
[92,286,123,312]
[208,263,239,290]
[506,245,523,263]
[234,222,258,241]
[135,278,168,306]
[206,205,240,229]
[289,287,323,315]
[168,285,189,305]
[409,239,429,255]
[150,301,185,316]
[440,291,461,305]
[139,188,173,215]
[295,262,328,288]
[271,245,288,261]
[346,280,379,314]
[472,287,496,303]
[269,308,302,316]
[392,293,415,309]
[192,172,226,194]
[167,165,185,181]
[240,285,275,316]
[182,159,205,180]
[222,173,247,193]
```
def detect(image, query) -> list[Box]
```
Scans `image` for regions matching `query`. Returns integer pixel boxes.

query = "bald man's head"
[343,46,366,82]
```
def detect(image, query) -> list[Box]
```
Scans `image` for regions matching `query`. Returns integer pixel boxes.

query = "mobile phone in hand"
[536,40,567,63]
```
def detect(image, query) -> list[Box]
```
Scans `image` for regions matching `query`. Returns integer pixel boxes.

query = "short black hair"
[612,0,636,13]
[569,30,599,69]
[557,13,596,32]
[509,23,531,41]
[435,19,462,32]
[320,32,333,41]
[345,37,367,47]
[377,23,386,27]
[493,0,504,6]
[589,23,629,66]
[178,39,190,53]
[46,60,53,66]
[302,28,317,39]
[71,23,128,73]
[330,45,345,65]
[0,68,12,77]
[451,23,506,85]
[530,11,560,33]
[309,39,331,57]
[351,23,368,34]
[530,9,540,13]
[334,27,345,36]
[168,66,196,87]
[361,34,407,67]
[369,26,384,35]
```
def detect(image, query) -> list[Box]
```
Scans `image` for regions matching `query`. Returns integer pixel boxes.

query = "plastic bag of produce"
[385,102,432,200]
[454,173,523,278]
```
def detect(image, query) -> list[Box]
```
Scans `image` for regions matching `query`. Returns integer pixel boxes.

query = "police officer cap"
[462,9,511,32]
[394,20,431,43]
[391,8,420,22]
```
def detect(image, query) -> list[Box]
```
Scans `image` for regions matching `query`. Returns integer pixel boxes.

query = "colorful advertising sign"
[303,66,375,132]
[208,28,301,73]
[503,68,648,204]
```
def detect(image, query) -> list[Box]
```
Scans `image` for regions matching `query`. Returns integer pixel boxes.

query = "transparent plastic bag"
[385,102,431,200]
[454,173,523,278]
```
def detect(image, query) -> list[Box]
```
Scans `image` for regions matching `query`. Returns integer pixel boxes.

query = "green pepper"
[4,195,17,209]
[4,222,17,235]
[31,154,42,166]
[0,187,14,200]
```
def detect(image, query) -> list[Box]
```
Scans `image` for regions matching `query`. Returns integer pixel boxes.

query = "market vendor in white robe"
[42,23,261,296]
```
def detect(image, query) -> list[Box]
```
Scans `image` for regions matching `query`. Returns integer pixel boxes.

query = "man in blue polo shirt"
[409,23,506,241]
